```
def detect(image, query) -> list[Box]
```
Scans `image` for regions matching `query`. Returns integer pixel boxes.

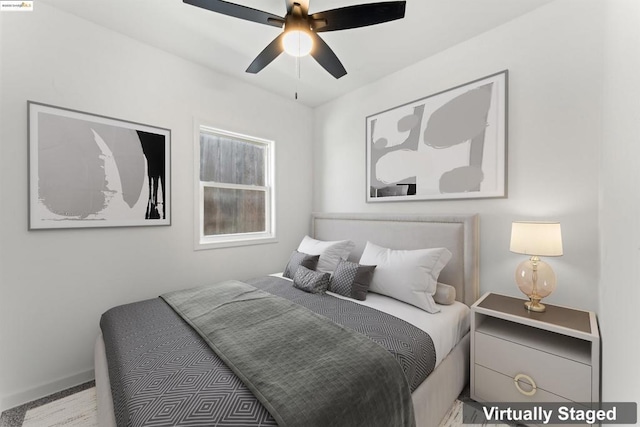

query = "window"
[196,125,275,249]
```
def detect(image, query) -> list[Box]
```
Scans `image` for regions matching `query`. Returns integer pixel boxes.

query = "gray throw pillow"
[330,259,376,301]
[283,251,320,279]
[293,266,330,294]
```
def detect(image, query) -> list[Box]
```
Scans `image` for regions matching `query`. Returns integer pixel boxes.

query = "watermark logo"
[0,1,34,12]
[463,402,638,425]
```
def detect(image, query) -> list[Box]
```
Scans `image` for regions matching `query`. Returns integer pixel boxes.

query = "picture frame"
[28,101,171,229]
[366,70,507,202]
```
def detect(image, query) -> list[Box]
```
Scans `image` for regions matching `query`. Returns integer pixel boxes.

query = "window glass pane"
[203,187,266,236]
[200,133,265,186]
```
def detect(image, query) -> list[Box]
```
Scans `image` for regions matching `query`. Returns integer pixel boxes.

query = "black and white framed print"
[28,101,171,229]
[366,70,507,202]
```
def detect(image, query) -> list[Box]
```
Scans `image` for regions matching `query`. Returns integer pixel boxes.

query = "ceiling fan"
[183,0,407,79]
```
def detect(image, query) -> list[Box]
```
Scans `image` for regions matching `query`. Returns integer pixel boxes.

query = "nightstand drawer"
[474,366,590,427]
[474,364,572,403]
[475,331,592,402]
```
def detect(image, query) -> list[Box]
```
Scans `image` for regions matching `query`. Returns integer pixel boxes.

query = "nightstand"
[471,292,600,406]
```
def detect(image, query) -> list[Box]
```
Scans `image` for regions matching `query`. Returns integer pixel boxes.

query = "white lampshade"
[283,30,313,57]
[510,221,563,257]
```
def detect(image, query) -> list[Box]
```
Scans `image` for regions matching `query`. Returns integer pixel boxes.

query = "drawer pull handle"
[514,373,537,396]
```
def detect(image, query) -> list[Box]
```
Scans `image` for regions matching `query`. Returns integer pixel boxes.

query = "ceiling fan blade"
[183,0,285,28]
[246,33,286,74]
[311,1,406,32]
[309,33,347,79]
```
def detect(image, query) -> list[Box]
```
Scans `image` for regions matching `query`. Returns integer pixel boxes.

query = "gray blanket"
[160,280,415,427]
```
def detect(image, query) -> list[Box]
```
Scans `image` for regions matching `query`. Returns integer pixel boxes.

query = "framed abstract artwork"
[366,70,507,202]
[28,102,171,229]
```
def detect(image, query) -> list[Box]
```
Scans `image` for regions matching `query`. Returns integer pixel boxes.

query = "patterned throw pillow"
[283,251,320,279]
[297,236,355,273]
[293,266,330,294]
[329,259,376,301]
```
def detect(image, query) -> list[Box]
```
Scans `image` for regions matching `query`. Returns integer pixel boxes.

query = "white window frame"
[194,123,276,250]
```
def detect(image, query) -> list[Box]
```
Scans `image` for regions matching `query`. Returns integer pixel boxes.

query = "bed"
[94,212,479,427]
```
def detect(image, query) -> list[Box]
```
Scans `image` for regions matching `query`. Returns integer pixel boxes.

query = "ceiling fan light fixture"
[283,29,313,57]
[183,0,406,78]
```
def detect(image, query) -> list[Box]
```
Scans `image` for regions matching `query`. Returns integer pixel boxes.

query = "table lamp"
[510,221,563,312]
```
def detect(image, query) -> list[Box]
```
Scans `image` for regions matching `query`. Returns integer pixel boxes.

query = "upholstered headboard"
[311,213,480,306]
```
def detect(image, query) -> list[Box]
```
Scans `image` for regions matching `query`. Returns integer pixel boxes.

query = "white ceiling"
[39,0,554,107]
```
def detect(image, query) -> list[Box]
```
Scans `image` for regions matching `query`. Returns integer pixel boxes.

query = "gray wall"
[0,3,314,410]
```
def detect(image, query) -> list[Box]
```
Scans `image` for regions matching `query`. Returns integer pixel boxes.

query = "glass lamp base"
[524,299,546,312]
[515,256,556,313]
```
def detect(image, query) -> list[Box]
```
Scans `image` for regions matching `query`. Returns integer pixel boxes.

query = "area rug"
[21,388,97,427]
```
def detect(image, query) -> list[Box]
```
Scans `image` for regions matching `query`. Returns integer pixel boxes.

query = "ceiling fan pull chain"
[295,57,300,100]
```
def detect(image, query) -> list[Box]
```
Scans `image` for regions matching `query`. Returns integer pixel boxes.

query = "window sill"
[195,235,277,251]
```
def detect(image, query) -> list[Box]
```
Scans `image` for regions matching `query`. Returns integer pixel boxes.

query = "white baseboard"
[0,369,94,413]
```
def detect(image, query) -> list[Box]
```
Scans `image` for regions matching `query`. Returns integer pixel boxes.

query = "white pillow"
[297,236,355,273]
[359,241,452,313]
